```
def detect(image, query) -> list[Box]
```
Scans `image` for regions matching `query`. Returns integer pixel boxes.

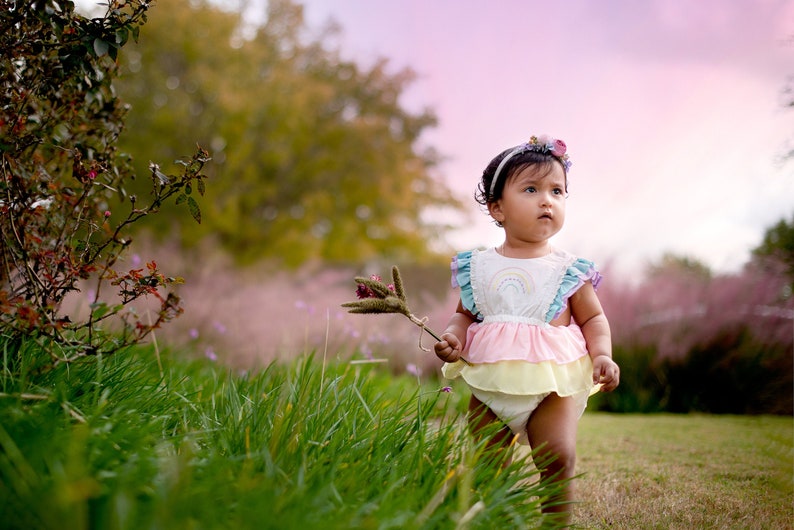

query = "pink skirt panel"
[464,321,588,365]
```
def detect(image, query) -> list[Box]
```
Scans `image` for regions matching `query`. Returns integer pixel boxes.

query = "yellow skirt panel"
[442,357,596,397]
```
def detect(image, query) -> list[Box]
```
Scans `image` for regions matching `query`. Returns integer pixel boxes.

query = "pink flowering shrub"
[77,242,457,376]
[594,258,793,414]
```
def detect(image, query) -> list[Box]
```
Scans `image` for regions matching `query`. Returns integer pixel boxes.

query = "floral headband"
[488,135,572,197]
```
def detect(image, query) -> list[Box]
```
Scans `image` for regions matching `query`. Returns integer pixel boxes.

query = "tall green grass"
[0,343,562,529]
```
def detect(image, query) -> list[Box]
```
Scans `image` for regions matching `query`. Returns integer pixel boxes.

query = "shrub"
[589,344,668,413]
[0,1,209,371]
[595,257,793,414]
[662,325,793,414]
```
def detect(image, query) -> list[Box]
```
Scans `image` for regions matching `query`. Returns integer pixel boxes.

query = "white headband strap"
[487,135,572,198]
[488,145,526,197]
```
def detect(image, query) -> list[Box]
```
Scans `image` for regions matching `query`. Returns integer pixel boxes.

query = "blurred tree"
[640,253,712,329]
[114,0,460,266]
[752,213,794,283]
[645,252,712,280]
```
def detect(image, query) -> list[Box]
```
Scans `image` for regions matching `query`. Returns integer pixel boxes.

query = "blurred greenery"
[645,252,713,281]
[753,213,794,284]
[113,0,461,266]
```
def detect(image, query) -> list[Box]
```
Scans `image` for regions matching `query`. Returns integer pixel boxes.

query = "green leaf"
[185,183,192,195]
[115,27,129,45]
[196,178,206,196]
[90,302,110,319]
[93,38,110,57]
[187,196,201,224]
[175,193,187,205]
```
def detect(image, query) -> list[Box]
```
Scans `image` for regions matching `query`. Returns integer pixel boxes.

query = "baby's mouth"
[539,212,553,220]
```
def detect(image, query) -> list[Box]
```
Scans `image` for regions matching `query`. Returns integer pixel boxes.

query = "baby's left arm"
[569,282,620,392]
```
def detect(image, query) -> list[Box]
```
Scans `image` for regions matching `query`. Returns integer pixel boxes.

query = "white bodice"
[470,248,576,324]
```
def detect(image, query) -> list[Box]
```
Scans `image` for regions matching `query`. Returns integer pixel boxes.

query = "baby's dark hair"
[475,148,569,207]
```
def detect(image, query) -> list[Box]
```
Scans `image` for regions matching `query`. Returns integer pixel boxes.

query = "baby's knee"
[536,439,576,473]
[553,445,576,472]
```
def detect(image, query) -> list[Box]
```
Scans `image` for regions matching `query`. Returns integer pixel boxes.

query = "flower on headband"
[489,134,573,198]
[550,139,567,157]
[534,134,552,147]
[528,135,571,172]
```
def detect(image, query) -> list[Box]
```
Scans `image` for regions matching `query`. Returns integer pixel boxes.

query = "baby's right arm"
[434,299,475,363]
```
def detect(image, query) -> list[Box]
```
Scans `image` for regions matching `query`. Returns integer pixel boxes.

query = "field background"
[573,413,793,529]
[3,3,793,528]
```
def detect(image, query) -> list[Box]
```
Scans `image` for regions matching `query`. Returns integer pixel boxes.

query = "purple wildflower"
[406,363,422,377]
[355,275,396,299]
[355,283,374,299]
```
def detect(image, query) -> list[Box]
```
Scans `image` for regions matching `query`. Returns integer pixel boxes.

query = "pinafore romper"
[442,247,602,444]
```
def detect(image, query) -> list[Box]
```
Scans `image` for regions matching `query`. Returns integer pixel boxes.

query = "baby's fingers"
[437,349,460,363]
[594,365,620,392]
[435,336,462,363]
[599,375,619,392]
[434,343,456,363]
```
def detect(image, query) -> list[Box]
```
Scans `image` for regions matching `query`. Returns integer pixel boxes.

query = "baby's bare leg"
[526,393,579,527]
[467,394,514,465]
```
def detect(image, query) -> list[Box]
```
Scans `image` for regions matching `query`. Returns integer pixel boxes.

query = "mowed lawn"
[569,413,793,529]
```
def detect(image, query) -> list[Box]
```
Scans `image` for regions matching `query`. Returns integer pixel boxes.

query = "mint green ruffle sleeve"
[451,251,480,318]
[544,258,602,322]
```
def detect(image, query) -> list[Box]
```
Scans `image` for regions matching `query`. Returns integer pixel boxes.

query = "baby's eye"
[523,186,536,193]
[552,188,564,195]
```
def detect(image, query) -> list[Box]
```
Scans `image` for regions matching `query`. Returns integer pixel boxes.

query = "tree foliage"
[752,212,794,282]
[0,0,209,368]
[114,0,461,266]
[645,252,712,280]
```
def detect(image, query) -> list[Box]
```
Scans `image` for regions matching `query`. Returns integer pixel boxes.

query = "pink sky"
[293,0,794,276]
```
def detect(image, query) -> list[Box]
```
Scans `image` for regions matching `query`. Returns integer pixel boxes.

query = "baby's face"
[490,164,567,245]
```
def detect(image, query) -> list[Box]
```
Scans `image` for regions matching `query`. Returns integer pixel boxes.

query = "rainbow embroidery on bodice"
[490,267,536,298]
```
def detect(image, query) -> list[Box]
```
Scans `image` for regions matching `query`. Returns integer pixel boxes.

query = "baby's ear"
[488,201,505,223]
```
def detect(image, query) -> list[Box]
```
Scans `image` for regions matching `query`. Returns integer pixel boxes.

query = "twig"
[342,266,470,364]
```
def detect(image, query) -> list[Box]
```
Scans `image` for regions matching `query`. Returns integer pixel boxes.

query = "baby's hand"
[434,333,462,363]
[592,355,620,392]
